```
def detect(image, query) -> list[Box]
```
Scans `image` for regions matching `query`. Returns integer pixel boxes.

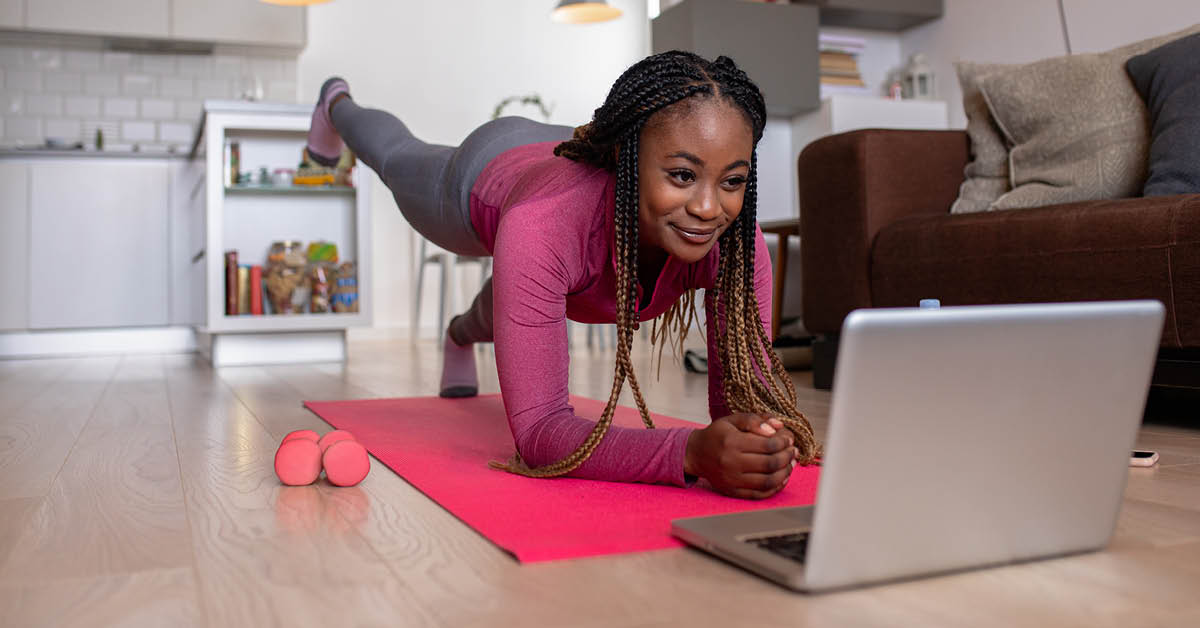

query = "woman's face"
[636,98,754,265]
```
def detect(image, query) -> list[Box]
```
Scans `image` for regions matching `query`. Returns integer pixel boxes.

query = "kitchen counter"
[0,148,194,160]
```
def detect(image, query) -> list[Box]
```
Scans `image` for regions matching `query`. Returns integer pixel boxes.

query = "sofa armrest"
[798,129,969,334]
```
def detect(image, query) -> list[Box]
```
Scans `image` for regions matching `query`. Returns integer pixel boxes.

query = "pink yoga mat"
[304,395,820,562]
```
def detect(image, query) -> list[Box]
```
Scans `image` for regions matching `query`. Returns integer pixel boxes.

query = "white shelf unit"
[198,104,371,365]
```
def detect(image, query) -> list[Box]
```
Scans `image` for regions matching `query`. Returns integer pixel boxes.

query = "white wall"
[900,0,1200,129]
[299,0,649,334]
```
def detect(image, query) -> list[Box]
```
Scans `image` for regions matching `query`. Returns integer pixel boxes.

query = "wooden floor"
[2,338,1199,627]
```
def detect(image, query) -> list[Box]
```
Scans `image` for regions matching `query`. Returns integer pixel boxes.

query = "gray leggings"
[330,98,573,343]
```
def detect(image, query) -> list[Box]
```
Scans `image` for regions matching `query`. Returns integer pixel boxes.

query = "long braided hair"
[490,51,821,478]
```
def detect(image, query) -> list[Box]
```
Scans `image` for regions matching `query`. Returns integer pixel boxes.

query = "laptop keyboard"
[742,531,810,563]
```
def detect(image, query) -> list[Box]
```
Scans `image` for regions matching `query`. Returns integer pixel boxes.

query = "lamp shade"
[552,0,623,24]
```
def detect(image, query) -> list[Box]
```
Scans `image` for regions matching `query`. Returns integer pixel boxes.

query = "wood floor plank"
[246,361,683,628]
[164,355,440,627]
[0,567,202,628]
[1123,462,1200,512]
[0,497,40,567]
[0,356,121,500]
[1111,497,1200,550]
[0,339,1197,627]
[0,355,194,583]
[0,357,68,416]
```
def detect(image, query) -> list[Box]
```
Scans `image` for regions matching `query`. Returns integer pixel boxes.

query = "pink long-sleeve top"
[469,141,773,487]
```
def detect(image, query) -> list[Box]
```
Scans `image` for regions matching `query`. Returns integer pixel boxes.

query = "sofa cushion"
[949,61,1011,214]
[1126,32,1200,196]
[869,194,1200,348]
[979,24,1200,211]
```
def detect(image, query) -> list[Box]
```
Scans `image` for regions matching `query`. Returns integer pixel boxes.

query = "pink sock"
[306,77,350,167]
[439,328,478,398]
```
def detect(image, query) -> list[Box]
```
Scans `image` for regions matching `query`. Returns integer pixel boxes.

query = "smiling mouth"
[670,223,717,245]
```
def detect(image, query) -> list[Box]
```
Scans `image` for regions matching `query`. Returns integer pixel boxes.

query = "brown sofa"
[797,128,1200,390]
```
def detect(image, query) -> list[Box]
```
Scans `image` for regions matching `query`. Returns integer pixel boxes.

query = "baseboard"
[197,329,347,366]
[0,326,197,359]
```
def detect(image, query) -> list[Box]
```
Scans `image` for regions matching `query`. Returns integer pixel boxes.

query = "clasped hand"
[684,413,799,499]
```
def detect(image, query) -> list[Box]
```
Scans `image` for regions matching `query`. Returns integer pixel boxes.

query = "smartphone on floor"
[1130,450,1159,467]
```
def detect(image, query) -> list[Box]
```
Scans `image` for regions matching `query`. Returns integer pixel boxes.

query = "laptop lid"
[803,301,1164,591]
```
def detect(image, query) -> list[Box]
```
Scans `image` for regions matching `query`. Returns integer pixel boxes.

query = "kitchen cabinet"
[29,160,169,329]
[26,0,169,39]
[0,0,20,29]
[0,162,29,330]
[169,159,206,327]
[172,0,305,48]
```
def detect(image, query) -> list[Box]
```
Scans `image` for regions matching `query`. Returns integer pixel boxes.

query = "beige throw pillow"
[950,61,1012,214]
[978,24,1200,211]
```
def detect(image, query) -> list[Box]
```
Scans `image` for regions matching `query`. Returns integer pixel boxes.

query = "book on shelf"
[249,265,263,315]
[237,265,250,315]
[820,68,863,79]
[819,51,859,72]
[818,32,866,91]
[818,33,867,55]
[820,75,867,87]
[224,251,238,316]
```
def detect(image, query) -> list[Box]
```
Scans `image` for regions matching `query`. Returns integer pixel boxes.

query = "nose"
[686,184,722,221]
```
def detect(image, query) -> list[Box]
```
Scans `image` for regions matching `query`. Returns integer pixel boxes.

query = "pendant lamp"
[552,0,623,24]
[260,0,332,6]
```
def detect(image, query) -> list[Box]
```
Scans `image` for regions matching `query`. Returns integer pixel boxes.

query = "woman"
[307,51,820,499]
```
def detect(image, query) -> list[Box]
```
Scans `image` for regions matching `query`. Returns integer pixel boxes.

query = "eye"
[722,175,747,190]
[668,169,696,184]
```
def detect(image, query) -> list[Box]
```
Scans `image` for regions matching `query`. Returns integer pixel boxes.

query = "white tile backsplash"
[1,91,21,115]
[2,44,299,146]
[249,57,283,79]
[44,118,82,141]
[65,95,100,118]
[45,72,82,93]
[64,50,102,72]
[84,74,120,96]
[212,55,244,77]
[159,77,193,98]
[266,81,297,103]
[28,49,63,71]
[26,93,62,116]
[140,98,175,120]
[0,47,22,67]
[121,120,155,142]
[140,54,177,75]
[103,52,138,72]
[82,120,120,148]
[194,78,230,99]
[176,100,202,122]
[6,117,41,142]
[159,121,193,145]
[6,70,41,91]
[177,56,212,78]
[103,97,138,119]
[122,74,156,96]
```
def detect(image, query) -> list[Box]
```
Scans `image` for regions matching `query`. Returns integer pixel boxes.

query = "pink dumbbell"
[322,437,370,487]
[274,430,322,486]
[274,429,370,487]
[317,429,356,454]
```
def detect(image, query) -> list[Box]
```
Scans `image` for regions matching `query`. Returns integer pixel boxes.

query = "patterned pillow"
[978,24,1200,211]
[949,61,1013,214]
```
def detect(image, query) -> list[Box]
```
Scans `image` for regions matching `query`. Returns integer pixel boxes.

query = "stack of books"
[819,33,870,96]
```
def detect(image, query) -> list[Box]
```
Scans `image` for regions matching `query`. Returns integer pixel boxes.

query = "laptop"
[672,300,1165,592]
